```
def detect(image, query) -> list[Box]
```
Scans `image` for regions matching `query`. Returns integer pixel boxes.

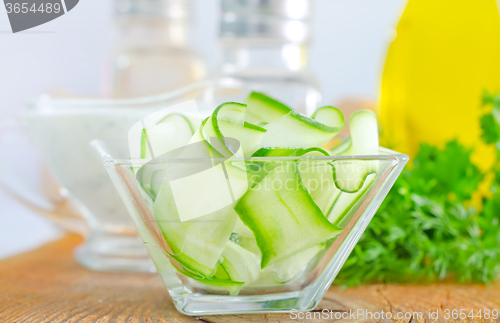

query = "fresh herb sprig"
[336,92,500,286]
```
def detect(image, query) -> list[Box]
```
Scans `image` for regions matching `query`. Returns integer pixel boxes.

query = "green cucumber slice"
[202,102,267,157]
[260,109,344,149]
[250,147,340,215]
[136,122,214,202]
[341,110,379,156]
[265,244,323,283]
[233,217,254,238]
[245,91,292,125]
[328,173,377,226]
[146,243,243,296]
[140,113,197,159]
[136,113,198,199]
[332,110,379,193]
[150,102,256,277]
[342,110,379,155]
[232,234,261,255]
[203,102,247,157]
[241,122,267,156]
[220,240,261,284]
[235,162,341,269]
[214,263,231,280]
[154,183,238,277]
[162,103,250,223]
[328,138,351,156]
[139,121,249,221]
[188,275,244,296]
[251,147,329,157]
[311,106,344,128]
[296,150,341,216]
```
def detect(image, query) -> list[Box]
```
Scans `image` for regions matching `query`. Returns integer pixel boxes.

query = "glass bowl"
[94,140,407,315]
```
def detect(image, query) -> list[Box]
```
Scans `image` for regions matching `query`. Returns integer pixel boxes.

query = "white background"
[0,0,406,258]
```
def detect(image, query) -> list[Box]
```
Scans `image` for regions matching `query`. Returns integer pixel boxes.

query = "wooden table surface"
[1,234,500,323]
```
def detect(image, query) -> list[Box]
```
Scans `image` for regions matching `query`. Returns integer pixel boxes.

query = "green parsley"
[335,92,500,286]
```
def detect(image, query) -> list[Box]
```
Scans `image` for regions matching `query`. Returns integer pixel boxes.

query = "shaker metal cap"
[114,0,190,19]
[220,0,313,42]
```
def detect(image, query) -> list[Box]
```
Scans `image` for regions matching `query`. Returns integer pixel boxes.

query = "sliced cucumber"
[265,244,323,283]
[241,122,267,156]
[214,263,231,280]
[251,147,329,157]
[133,95,385,292]
[332,110,379,193]
[252,147,297,157]
[341,110,379,156]
[232,234,261,255]
[154,183,237,277]
[311,106,344,128]
[296,149,341,216]
[246,147,329,191]
[134,113,200,199]
[136,163,166,200]
[164,103,250,223]
[166,156,249,223]
[249,147,339,212]
[140,113,197,159]
[260,109,344,149]
[235,162,341,269]
[328,138,351,156]
[328,173,377,226]
[203,102,247,157]
[202,101,266,158]
[188,275,243,296]
[136,122,214,202]
[245,91,292,125]
[220,240,261,284]
[146,242,244,296]
[233,217,254,238]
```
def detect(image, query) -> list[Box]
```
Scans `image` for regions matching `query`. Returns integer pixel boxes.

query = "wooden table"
[1,235,500,322]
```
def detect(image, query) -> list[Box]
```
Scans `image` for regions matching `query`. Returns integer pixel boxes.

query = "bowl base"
[170,290,321,316]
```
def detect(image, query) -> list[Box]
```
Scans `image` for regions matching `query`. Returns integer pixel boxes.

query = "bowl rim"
[97,145,409,166]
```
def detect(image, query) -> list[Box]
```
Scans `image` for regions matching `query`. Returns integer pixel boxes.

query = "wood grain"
[1,234,500,322]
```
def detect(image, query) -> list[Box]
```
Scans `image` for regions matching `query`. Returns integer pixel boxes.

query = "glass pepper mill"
[109,0,207,98]
[217,0,321,115]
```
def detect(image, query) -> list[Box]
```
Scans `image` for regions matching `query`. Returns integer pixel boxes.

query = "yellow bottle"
[378,0,500,169]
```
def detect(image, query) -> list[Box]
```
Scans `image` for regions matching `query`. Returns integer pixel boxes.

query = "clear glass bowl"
[95,141,407,315]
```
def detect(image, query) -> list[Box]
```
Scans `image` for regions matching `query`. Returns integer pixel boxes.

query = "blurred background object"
[109,0,207,97]
[378,0,500,169]
[218,0,320,114]
[0,0,405,259]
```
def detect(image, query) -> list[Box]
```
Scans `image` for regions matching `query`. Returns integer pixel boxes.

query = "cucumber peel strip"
[260,108,344,149]
[235,162,341,269]
[251,147,329,157]
[328,173,377,227]
[220,240,261,285]
[331,110,379,193]
[245,91,292,125]
[204,102,247,158]
[140,113,197,160]
[137,113,198,198]
[297,149,342,215]
[154,183,238,277]
[145,242,244,296]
